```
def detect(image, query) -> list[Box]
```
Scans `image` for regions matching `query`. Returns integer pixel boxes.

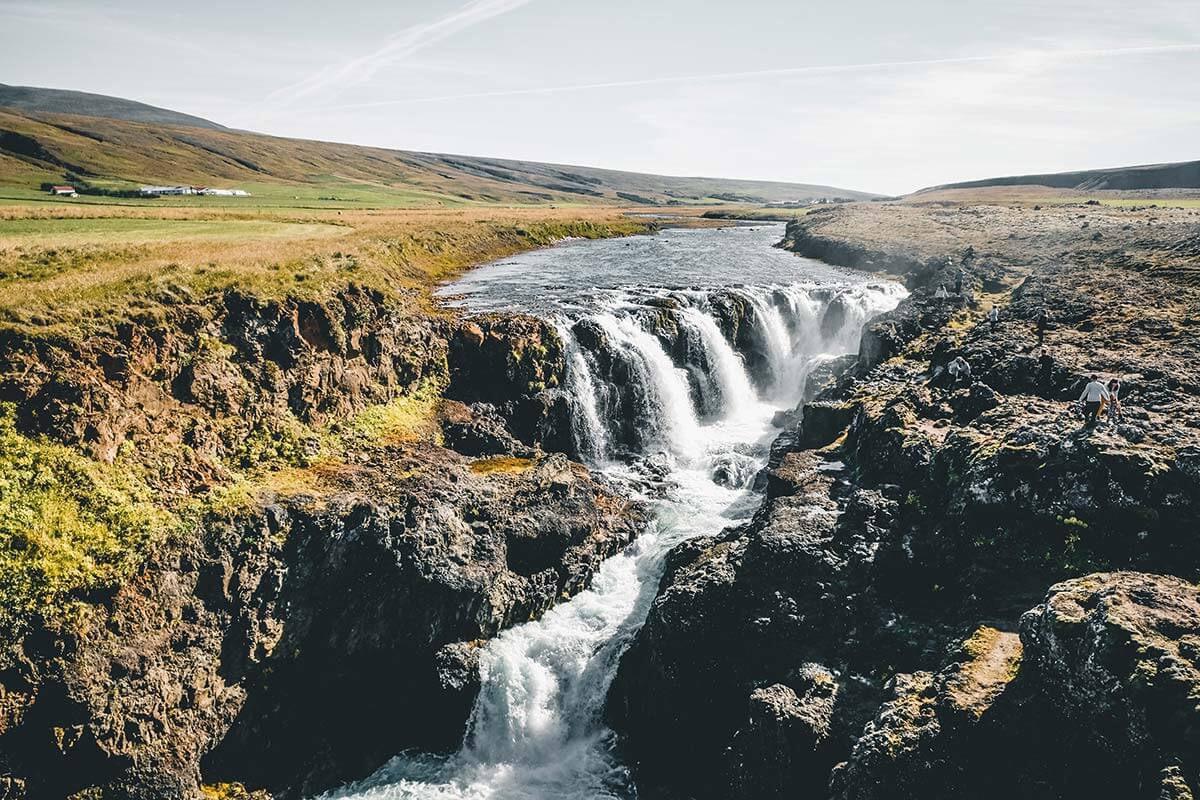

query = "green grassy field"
[0,180,477,211]
[0,216,350,245]
[0,203,653,335]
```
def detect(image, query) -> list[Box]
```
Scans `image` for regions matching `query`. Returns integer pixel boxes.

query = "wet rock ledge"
[608,201,1200,800]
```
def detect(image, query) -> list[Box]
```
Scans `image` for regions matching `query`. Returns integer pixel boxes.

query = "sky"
[2,0,1199,195]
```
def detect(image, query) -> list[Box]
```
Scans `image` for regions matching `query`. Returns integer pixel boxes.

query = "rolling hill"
[916,159,1200,194]
[0,84,226,131]
[0,86,875,208]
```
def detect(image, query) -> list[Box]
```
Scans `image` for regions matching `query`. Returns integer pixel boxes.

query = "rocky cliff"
[609,201,1200,799]
[0,273,643,797]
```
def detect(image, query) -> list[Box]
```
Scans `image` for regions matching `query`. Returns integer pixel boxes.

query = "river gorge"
[328,224,905,799]
[1,204,1197,800]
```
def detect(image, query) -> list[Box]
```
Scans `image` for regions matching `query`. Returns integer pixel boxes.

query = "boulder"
[727,666,839,799]
[1018,572,1200,796]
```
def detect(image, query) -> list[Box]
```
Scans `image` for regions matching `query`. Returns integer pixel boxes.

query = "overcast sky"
[2,0,1198,194]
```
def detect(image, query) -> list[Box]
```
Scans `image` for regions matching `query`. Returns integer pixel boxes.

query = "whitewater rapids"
[323,224,906,800]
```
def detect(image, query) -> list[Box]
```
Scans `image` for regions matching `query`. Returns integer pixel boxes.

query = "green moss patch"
[0,404,171,636]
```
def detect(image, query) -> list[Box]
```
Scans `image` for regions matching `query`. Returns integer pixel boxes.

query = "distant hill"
[917,160,1200,194]
[0,86,876,207]
[0,84,226,131]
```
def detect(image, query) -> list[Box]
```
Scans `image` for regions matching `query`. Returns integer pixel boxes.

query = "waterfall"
[555,282,905,462]
[555,319,609,464]
[325,270,906,800]
[680,307,756,420]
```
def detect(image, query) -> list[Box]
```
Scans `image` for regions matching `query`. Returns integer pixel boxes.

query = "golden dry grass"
[469,456,536,475]
[0,204,651,334]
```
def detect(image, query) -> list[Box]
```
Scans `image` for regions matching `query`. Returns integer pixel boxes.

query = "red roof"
[51,185,76,191]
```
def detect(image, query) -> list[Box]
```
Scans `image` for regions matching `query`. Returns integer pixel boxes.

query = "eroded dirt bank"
[608,201,1200,800]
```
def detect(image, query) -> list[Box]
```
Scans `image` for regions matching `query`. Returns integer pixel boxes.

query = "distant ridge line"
[917,159,1200,193]
[0,84,226,131]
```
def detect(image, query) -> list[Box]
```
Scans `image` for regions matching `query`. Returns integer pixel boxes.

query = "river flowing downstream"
[324,224,905,800]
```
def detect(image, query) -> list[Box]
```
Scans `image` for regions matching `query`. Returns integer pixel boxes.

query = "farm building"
[138,185,249,197]
[140,185,195,196]
[48,185,77,197]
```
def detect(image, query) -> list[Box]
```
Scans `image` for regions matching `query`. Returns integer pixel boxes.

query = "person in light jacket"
[1079,375,1110,427]
[948,356,972,386]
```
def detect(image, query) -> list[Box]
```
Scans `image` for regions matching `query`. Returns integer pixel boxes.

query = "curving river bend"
[323,223,905,800]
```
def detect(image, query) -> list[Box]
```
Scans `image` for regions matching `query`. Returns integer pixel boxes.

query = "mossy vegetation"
[0,404,171,636]
[340,379,447,448]
[945,626,1023,719]
[200,783,271,800]
[207,377,451,513]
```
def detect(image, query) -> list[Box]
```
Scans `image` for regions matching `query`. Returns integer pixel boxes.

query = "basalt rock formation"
[609,201,1200,799]
[0,283,642,798]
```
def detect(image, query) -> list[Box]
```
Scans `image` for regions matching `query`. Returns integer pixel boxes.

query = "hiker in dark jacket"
[1036,308,1049,346]
[1105,378,1123,425]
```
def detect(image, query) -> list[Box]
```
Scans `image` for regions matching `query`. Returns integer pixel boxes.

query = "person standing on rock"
[1079,375,1110,427]
[988,306,1000,331]
[1036,308,1049,347]
[1106,378,1123,426]
[955,269,965,295]
[948,356,972,386]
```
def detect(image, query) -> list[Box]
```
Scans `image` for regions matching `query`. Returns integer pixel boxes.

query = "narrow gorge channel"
[327,224,905,800]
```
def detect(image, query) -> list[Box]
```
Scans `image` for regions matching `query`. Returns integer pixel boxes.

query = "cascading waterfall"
[327,226,906,800]
[552,282,904,463]
[555,319,609,464]
[590,312,703,460]
[680,307,756,419]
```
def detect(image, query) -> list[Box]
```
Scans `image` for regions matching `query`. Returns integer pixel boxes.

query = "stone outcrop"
[831,573,1200,799]
[0,285,449,489]
[447,314,568,446]
[1017,572,1200,797]
[0,447,640,799]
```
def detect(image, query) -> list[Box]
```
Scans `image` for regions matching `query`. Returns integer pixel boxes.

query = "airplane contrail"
[269,0,534,106]
[299,42,1200,112]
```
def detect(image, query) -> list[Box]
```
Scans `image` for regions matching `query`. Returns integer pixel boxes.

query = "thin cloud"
[1,2,212,57]
[268,0,533,106]
[299,42,1200,112]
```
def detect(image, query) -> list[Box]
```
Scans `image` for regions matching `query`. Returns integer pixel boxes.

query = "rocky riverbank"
[0,223,647,798]
[608,201,1200,799]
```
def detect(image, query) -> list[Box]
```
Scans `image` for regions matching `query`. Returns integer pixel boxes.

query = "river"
[322,223,906,800]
